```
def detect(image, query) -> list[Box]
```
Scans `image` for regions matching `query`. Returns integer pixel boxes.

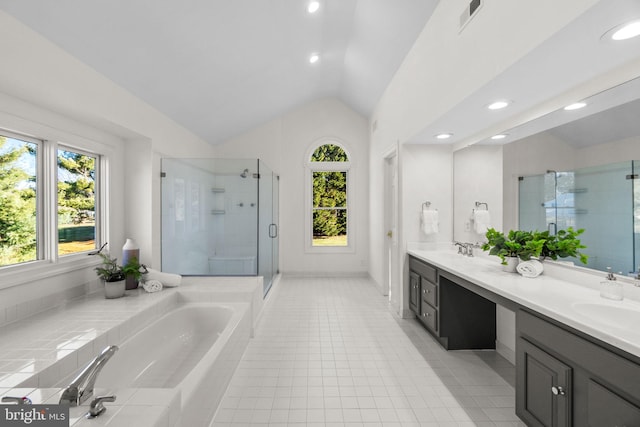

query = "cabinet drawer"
[421,279,437,307]
[419,303,437,333]
[409,257,437,284]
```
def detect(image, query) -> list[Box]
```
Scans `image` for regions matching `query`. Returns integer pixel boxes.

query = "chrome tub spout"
[59,345,118,406]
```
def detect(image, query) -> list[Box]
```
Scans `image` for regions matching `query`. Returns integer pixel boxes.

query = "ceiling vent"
[460,0,483,32]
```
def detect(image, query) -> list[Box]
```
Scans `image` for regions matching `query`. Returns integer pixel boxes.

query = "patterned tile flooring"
[211,276,526,427]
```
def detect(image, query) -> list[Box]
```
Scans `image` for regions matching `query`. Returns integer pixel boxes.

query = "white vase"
[122,238,140,290]
[502,257,519,273]
[104,279,126,299]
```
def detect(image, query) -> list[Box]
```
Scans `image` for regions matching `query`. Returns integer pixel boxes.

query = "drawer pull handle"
[423,313,430,317]
[551,386,565,396]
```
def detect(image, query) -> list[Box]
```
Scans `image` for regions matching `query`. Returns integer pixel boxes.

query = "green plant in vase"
[533,227,588,264]
[481,228,544,265]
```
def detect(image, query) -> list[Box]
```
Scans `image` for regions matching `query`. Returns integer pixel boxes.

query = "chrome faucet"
[454,242,475,257]
[454,242,467,255]
[59,345,118,407]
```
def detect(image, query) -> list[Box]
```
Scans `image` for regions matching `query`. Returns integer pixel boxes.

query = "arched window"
[306,142,352,250]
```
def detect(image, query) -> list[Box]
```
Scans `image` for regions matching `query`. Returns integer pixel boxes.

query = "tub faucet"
[59,345,118,407]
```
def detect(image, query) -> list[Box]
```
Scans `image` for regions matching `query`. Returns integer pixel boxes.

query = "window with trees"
[309,143,350,248]
[0,130,100,268]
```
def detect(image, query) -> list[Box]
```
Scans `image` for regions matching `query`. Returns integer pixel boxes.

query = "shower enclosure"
[519,160,640,274]
[161,158,279,295]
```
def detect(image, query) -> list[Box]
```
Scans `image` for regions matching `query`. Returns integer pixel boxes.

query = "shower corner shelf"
[211,210,226,215]
[211,187,226,193]
[567,188,588,194]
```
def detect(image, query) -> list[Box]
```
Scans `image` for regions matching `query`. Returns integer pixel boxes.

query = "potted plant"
[95,252,126,298]
[533,227,588,264]
[481,228,545,272]
[122,256,146,290]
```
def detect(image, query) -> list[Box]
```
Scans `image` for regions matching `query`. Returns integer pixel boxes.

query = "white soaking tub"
[97,302,250,426]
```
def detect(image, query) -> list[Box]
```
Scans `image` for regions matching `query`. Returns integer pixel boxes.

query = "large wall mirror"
[453,75,640,275]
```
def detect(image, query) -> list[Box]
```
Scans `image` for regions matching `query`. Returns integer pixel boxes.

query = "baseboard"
[282,271,369,278]
[496,339,516,365]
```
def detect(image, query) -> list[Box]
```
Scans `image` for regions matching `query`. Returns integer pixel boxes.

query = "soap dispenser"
[600,267,623,301]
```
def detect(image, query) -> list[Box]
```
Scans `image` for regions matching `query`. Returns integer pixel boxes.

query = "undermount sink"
[571,301,640,329]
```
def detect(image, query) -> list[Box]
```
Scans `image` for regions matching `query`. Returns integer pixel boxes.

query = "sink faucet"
[59,345,118,407]
[454,242,467,255]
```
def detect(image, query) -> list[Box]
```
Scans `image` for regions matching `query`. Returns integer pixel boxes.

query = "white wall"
[0,10,215,317]
[369,0,599,291]
[216,98,370,275]
[453,145,503,243]
[397,144,453,314]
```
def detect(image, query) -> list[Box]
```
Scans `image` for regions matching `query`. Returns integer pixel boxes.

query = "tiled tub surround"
[0,277,260,426]
[407,243,640,358]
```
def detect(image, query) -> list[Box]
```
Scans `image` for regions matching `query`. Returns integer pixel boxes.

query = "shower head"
[240,168,249,178]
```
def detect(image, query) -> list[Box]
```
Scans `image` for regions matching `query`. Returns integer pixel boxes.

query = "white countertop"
[408,247,640,359]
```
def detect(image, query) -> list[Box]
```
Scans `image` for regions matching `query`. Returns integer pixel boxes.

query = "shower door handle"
[269,224,278,238]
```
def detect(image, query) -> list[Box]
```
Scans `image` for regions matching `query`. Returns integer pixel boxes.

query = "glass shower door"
[258,160,279,295]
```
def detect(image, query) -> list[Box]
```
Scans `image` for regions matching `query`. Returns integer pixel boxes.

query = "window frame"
[304,141,355,254]
[0,128,107,289]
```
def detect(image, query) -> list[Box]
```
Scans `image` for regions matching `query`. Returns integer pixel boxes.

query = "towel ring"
[422,201,431,210]
[474,201,488,211]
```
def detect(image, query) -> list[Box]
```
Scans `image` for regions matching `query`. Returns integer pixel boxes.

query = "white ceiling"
[409,0,640,149]
[0,0,439,145]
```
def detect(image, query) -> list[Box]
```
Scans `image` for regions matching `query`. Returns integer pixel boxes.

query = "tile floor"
[211,276,526,427]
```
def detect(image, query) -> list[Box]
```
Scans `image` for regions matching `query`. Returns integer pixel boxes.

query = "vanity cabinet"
[517,309,640,427]
[408,256,496,350]
[409,256,439,335]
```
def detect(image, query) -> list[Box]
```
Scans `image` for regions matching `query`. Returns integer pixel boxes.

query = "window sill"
[0,254,100,291]
[305,245,356,254]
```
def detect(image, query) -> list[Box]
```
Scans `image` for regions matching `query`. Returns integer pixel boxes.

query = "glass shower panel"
[573,162,633,273]
[161,158,258,275]
[634,160,640,275]
[518,174,548,231]
[258,160,279,295]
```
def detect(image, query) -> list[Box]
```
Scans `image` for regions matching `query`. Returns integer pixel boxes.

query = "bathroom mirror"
[453,75,640,274]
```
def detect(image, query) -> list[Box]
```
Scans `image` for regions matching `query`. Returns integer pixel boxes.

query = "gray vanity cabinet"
[517,309,640,427]
[409,256,439,335]
[408,256,496,350]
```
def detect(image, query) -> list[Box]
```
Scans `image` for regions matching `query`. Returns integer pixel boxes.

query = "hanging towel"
[421,209,439,235]
[142,279,163,293]
[144,269,182,287]
[516,260,544,278]
[473,210,491,234]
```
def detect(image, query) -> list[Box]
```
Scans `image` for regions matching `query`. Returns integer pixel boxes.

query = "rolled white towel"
[516,260,544,278]
[142,279,163,293]
[421,209,439,235]
[144,269,182,287]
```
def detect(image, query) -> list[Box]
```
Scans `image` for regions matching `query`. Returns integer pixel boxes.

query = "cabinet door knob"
[551,386,565,396]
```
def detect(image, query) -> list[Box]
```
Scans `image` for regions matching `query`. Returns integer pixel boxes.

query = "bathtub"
[97,302,250,426]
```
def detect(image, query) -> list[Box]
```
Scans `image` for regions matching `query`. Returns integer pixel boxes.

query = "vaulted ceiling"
[0,0,439,144]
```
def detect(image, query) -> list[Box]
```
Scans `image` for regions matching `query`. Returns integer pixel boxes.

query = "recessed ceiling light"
[564,102,587,111]
[487,100,510,110]
[309,53,320,64]
[308,1,320,13]
[610,19,640,41]
[491,134,508,140]
[435,133,453,140]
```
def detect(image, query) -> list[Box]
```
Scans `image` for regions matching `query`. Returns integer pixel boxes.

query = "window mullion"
[42,140,58,262]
